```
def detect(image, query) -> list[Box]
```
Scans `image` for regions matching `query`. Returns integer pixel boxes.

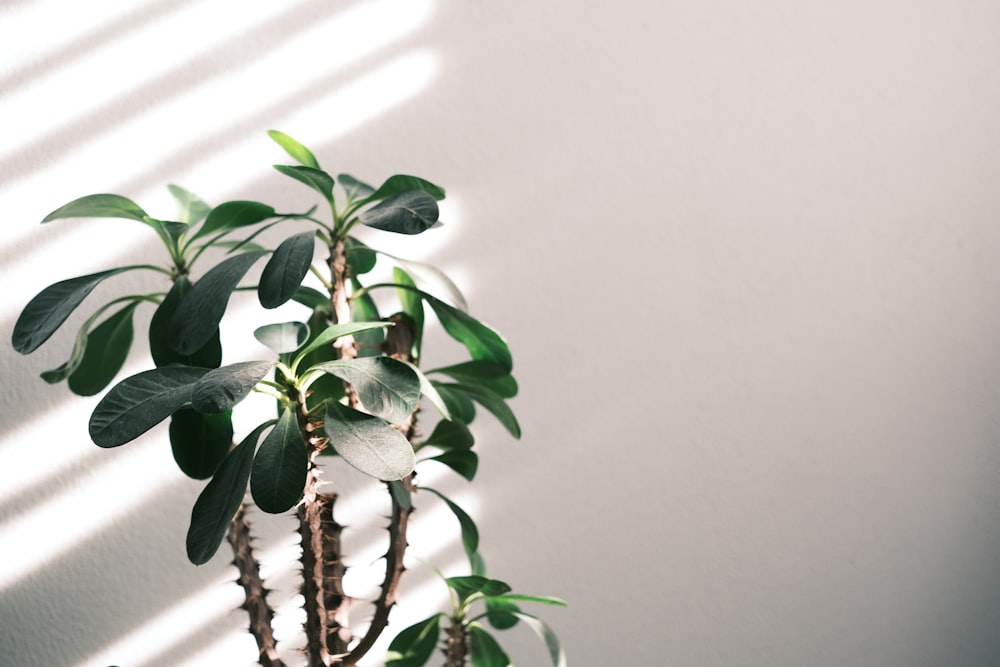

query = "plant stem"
[228,504,284,667]
[443,621,467,667]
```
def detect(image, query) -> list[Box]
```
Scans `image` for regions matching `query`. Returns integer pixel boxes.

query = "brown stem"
[228,504,285,667]
[443,621,468,667]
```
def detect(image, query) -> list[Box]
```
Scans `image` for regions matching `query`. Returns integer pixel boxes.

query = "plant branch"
[228,504,284,667]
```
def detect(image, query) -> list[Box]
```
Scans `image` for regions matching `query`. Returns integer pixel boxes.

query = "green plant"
[12,131,564,666]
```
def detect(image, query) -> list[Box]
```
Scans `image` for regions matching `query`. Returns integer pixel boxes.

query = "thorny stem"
[444,621,468,667]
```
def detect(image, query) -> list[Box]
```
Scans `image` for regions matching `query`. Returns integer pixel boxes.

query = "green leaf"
[254,321,310,354]
[385,614,442,667]
[274,165,335,202]
[393,268,424,357]
[291,286,331,311]
[365,174,446,203]
[42,193,148,224]
[431,383,476,424]
[186,424,268,564]
[425,297,512,372]
[250,407,307,513]
[427,361,517,398]
[167,184,211,224]
[421,419,474,451]
[39,326,88,384]
[259,231,315,308]
[468,626,511,667]
[149,276,222,368]
[484,597,520,630]
[425,449,478,482]
[349,281,385,357]
[398,361,451,420]
[67,302,137,396]
[195,201,276,240]
[292,321,393,369]
[385,252,467,311]
[338,173,375,202]
[389,479,412,510]
[169,407,233,479]
[345,236,377,275]
[423,487,479,562]
[491,594,568,607]
[508,613,567,667]
[308,357,420,424]
[268,130,320,168]
[448,576,512,604]
[359,190,439,235]
[443,384,520,439]
[12,267,135,354]
[169,250,269,355]
[324,401,415,481]
[191,361,275,414]
[89,366,209,448]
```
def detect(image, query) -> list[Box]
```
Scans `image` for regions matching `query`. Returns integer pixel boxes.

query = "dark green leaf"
[349,281,384,357]
[274,165,334,202]
[485,597,520,630]
[431,383,476,424]
[291,286,331,312]
[345,236,377,275]
[309,357,420,424]
[149,276,222,368]
[195,201,276,240]
[359,190,439,235]
[425,449,478,481]
[254,321,310,354]
[42,193,148,224]
[250,407,307,513]
[324,401,414,481]
[444,384,520,439]
[399,361,451,420]
[338,173,375,202]
[292,321,393,369]
[191,361,274,414]
[168,184,211,224]
[389,479,412,510]
[425,297,512,372]
[12,268,134,354]
[427,361,517,398]
[385,614,442,667]
[169,407,233,479]
[365,174,446,203]
[468,626,511,667]
[169,250,269,355]
[259,231,315,308]
[393,268,423,357]
[39,327,88,384]
[68,302,137,396]
[422,419,474,451]
[186,424,267,564]
[447,576,512,604]
[89,366,209,448]
[268,130,320,168]
[423,487,479,561]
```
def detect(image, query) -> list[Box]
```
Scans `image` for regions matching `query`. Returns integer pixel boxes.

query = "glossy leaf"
[309,357,420,424]
[89,366,209,448]
[268,129,320,168]
[425,449,478,481]
[324,401,414,481]
[42,193,148,224]
[274,165,334,202]
[338,173,375,202]
[259,231,315,308]
[291,285,331,312]
[168,184,211,224]
[431,383,476,424]
[186,424,268,564]
[149,276,222,368]
[191,361,275,414]
[425,296,512,372]
[427,361,517,398]
[254,321,309,354]
[250,407,307,513]
[195,201,276,240]
[421,419,474,451]
[423,487,479,562]
[169,407,233,479]
[447,576,512,604]
[359,190,439,235]
[443,384,520,439]
[68,302,137,396]
[385,614,441,667]
[345,236,377,275]
[12,268,133,354]
[365,174,446,203]
[169,250,269,355]
[393,268,424,356]
[292,321,393,369]
[468,626,511,667]
[485,597,520,631]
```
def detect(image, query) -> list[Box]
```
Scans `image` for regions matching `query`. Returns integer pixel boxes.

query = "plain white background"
[3,1,1000,665]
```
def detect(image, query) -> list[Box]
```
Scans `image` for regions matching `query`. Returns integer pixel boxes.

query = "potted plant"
[12,131,565,666]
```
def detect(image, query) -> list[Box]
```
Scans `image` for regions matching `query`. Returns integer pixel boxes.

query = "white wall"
[3,1,1000,665]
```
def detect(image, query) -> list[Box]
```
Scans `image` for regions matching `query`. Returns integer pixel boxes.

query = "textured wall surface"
[3,1,1000,665]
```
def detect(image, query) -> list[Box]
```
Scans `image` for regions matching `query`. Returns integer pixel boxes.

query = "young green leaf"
[168,184,211,224]
[89,366,209,448]
[254,321,310,355]
[42,193,149,224]
[338,173,375,202]
[365,174,446,203]
[385,614,442,667]
[67,302,138,396]
[447,575,512,605]
[149,276,222,368]
[169,407,233,479]
[12,267,136,354]
[308,357,420,424]
[393,268,424,356]
[194,201,276,240]
[423,487,479,562]
[191,361,275,414]
[268,129,320,168]
[484,596,520,630]
[259,231,315,308]
[292,321,394,369]
[169,250,269,355]
[186,424,269,564]
[250,407,307,513]
[424,449,478,482]
[273,165,334,202]
[468,626,511,667]
[359,190,439,235]
[349,281,385,357]
[324,401,415,481]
